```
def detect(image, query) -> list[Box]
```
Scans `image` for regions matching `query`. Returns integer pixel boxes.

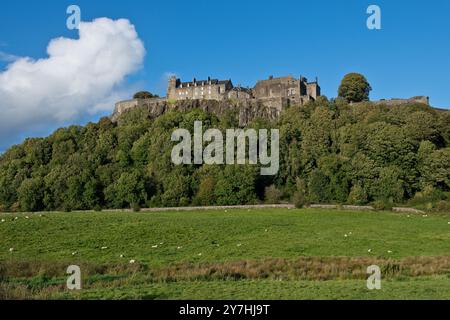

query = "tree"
[338,73,372,103]
[18,178,44,212]
[133,91,158,99]
[215,166,258,205]
[308,169,330,203]
[193,176,216,206]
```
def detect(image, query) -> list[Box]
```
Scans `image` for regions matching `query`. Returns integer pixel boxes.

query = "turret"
[167,76,178,99]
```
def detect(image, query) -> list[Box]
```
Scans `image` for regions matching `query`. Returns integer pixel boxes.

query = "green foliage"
[18,178,44,212]
[0,100,448,211]
[308,169,330,203]
[338,73,372,103]
[214,166,258,205]
[264,185,283,204]
[133,91,158,99]
[347,183,368,205]
[193,176,216,206]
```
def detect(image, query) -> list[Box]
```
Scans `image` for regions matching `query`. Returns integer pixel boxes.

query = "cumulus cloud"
[0,17,145,151]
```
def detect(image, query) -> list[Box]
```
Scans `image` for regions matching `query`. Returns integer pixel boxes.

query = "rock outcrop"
[111,98,281,126]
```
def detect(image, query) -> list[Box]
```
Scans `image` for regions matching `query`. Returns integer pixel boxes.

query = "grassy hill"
[1,208,450,299]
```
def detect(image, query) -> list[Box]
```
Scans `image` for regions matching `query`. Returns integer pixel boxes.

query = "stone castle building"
[112,74,430,124]
[166,75,321,110]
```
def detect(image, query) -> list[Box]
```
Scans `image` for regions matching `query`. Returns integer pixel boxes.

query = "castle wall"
[307,82,320,100]
[372,96,430,106]
[253,76,301,99]
[163,74,322,113]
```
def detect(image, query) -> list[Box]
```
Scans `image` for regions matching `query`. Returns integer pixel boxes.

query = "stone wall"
[373,96,430,106]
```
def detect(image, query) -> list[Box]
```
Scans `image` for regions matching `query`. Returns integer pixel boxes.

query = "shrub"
[93,205,102,212]
[293,191,307,208]
[62,205,72,213]
[372,199,393,211]
[193,177,216,206]
[435,201,450,213]
[133,91,157,100]
[347,183,368,205]
[10,202,20,213]
[264,185,283,204]
[131,202,141,212]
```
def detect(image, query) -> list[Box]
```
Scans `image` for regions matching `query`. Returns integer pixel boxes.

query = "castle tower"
[167,76,178,100]
[306,80,321,100]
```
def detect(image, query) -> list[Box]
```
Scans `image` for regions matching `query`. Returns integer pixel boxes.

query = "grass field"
[1,208,450,299]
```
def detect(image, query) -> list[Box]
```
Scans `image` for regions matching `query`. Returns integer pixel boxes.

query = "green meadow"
[1,208,450,299]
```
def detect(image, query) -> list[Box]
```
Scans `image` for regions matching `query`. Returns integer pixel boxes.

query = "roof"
[177,78,231,87]
[230,86,252,94]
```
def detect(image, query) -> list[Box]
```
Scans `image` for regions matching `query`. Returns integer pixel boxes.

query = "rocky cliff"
[111,98,281,126]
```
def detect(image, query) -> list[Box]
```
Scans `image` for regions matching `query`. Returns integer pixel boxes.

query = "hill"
[0,99,449,212]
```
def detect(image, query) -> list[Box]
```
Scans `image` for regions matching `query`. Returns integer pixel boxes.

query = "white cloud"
[0,17,145,150]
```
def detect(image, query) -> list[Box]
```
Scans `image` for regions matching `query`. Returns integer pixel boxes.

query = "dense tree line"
[0,98,449,212]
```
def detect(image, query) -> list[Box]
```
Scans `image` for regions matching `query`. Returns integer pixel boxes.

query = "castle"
[112,74,430,124]
[166,75,321,110]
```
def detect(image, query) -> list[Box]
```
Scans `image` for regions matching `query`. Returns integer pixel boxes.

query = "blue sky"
[0,0,449,151]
